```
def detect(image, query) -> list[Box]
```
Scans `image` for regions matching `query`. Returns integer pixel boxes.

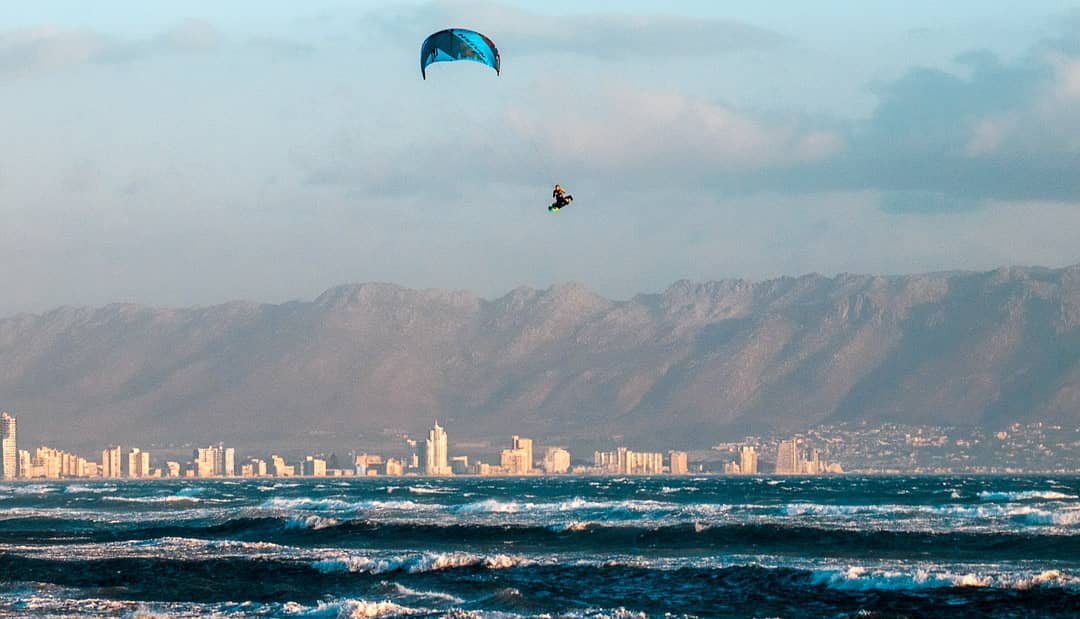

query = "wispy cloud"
[248,35,315,61]
[367,1,786,57]
[0,19,220,78]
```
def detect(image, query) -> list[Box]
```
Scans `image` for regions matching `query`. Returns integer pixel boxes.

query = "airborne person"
[549,184,574,212]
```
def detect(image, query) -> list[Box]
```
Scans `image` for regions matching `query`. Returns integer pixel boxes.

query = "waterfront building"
[1,412,16,480]
[451,455,469,475]
[355,453,383,476]
[775,439,801,474]
[543,447,571,474]
[384,457,404,476]
[513,436,533,474]
[739,446,758,474]
[500,436,534,476]
[166,461,181,478]
[595,448,665,474]
[669,451,688,475]
[271,455,294,477]
[18,450,31,479]
[224,448,236,477]
[127,448,151,478]
[102,446,122,478]
[302,456,326,477]
[424,421,451,476]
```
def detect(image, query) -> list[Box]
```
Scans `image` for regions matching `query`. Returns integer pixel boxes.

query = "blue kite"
[420,28,501,79]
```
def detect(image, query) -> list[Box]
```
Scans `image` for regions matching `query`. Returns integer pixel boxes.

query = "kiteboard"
[548,197,573,212]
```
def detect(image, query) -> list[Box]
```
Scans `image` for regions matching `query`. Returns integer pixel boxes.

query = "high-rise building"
[739,446,758,475]
[224,448,236,477]
[102,446,122,478]
[594,448,664,474]
[194,447,217,477]
[191,444,234,477]
[775,440,801,474]
[512,436,533,474]
[500,447,529,475]
[630,451,665,474]
[542,447,571,474]
[271,455,293,477]
[669,451,688,475]
[18,450,31,479]
[384,458,404,476]
[424,421,450,476]
[166,461,181,478]
[1,411,16,480]
[127,448,151,478]
[302,456,326,477]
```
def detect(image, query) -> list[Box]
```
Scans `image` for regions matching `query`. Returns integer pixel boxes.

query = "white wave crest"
[813,565,1079,591]
[62,484,116,494]
[379,582,464,604]
[452,497,682,516]
[312,551,530,575]
[103,495,200,504]
[407,485,451,495]
[261,497,433,513]
[285,515,341,531]
[1008,506,1080,527]
[282,598,426,618]
[979,490,1078,502]
[11,484,58,495]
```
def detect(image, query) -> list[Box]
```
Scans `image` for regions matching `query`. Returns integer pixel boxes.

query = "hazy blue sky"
[2,1,1079,315]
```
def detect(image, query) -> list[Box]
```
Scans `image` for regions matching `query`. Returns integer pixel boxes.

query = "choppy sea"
[0,475,1078,618]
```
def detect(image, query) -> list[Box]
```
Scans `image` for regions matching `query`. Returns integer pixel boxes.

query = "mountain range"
[2,264,1079,453]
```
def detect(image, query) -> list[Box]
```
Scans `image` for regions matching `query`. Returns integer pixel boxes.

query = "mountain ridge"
[3,264,1079,452]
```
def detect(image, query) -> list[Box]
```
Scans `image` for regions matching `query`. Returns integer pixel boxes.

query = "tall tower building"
[775,440,800,474]
[739,446,758,475]
[102,446,122,478]
[425,421,450,476]
[1,412,16,480]
[668,451,688,475]
[224,448,236,477]
[512,436,533,474]
[127,448,142,478]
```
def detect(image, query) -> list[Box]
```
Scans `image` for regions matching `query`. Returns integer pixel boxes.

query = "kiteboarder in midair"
[549,184,573,212]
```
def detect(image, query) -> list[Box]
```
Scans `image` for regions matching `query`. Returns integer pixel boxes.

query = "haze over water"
[1,475,1078,617]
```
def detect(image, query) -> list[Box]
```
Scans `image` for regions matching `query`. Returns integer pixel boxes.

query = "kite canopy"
[420,28,500,79]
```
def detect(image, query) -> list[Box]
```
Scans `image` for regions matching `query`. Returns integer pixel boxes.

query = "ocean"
[0,475,1078,618]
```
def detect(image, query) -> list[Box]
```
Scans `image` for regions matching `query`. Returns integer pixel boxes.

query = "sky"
[2,1,1080,315]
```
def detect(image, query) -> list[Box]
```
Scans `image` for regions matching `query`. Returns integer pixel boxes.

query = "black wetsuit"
[552,188,573,208]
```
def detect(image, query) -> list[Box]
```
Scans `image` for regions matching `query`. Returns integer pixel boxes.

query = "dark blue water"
[1,476,1078,617]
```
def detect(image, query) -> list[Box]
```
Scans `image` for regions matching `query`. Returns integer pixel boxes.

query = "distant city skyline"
[5,410,1080,479]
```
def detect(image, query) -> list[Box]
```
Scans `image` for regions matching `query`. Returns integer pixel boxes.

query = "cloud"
[248,35,315,61]
[368,1,786,58]
[510,82,842,176]
[156,18,219,53]
[755,27,1080,212]
[878,191,980,215]
[0,19,220,78]
[299,79,843,199]
[0,28,124,77]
